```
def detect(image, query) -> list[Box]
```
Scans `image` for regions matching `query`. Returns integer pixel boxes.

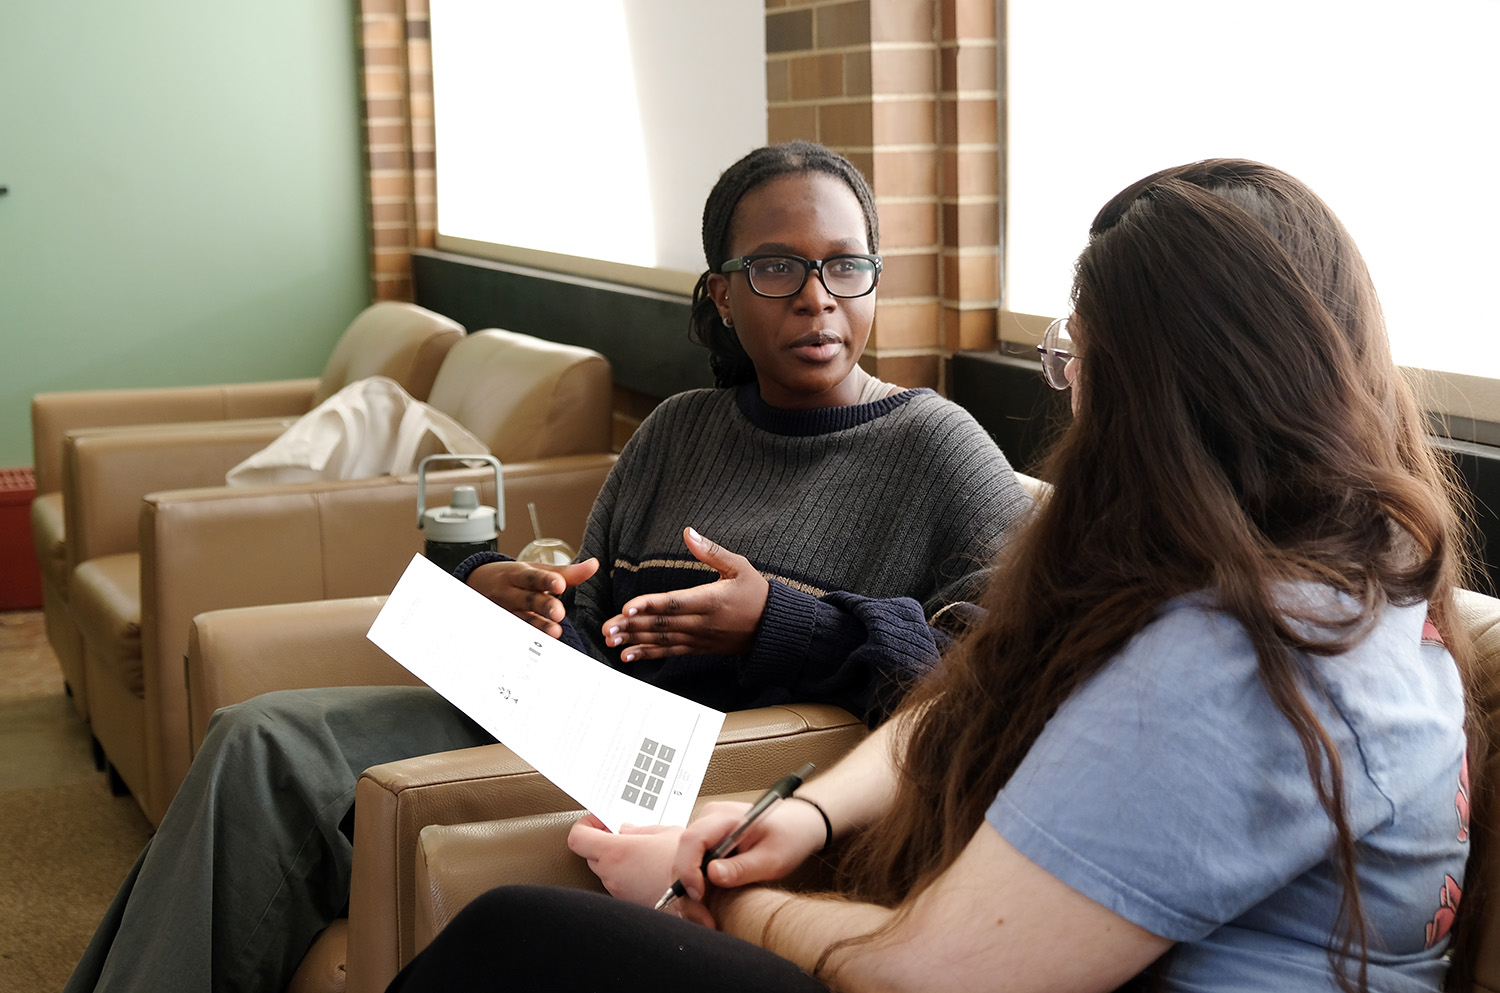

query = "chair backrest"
[426,329,613,462]
[314,302,465,405]
[1455,588,1500,991]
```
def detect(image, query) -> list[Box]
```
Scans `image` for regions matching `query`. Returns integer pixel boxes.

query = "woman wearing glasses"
[64,142,1030,993]
[387,160,1480,993]
[461,139,1028,723]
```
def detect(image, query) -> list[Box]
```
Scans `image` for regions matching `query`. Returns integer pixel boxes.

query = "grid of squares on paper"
[622,737,676,811]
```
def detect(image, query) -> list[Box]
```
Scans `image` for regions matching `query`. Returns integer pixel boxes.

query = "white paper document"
[367,554,725,831]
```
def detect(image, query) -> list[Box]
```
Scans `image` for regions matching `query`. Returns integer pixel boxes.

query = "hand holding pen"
[654,762,815,911]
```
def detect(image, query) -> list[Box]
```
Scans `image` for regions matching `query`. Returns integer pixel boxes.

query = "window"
[1004,0,1500,382]
[428,0,767,294]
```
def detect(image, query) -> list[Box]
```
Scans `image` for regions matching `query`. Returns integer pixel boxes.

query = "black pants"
[386,886,830,993]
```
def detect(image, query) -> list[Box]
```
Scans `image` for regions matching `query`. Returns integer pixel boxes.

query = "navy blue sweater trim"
[735,382,932,437]
[452,550,511,584]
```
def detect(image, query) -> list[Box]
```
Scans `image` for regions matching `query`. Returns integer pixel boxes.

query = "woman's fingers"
[599,530,767,658]
[468,558,600,635]
[603,591,715,657]
[522,613,563,638]
[684,526,750,576]
[670,808,748,898]
[606,612,711,662]
[556,557,600,588]
[616,586,717,626]
[618,642,695,663]
[706,845,783,889]
[566,814,610,858]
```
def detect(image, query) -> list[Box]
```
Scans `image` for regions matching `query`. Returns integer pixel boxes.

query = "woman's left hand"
[566,814,684,907]
[601,527,770,661]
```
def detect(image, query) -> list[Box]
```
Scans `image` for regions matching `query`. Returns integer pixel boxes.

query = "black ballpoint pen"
[653,761,816,911]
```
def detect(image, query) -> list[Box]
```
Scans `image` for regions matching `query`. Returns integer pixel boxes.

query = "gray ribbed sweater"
[461,383,1031,723]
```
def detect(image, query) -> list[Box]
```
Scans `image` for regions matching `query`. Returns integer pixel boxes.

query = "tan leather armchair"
[68,328,614,823]
[406,587,1500,993]
[184,594,865,993]
[30,301,463,721]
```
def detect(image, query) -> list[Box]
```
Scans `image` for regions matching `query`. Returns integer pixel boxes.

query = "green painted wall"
[0,0,369,468]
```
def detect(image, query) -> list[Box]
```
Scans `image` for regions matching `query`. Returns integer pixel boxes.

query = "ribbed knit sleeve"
[746,582,939,724]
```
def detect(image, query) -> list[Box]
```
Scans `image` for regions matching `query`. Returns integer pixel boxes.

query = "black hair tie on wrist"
[790,795,833,852]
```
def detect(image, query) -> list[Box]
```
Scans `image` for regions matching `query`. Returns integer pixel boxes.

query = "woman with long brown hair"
[384,160,1481,993]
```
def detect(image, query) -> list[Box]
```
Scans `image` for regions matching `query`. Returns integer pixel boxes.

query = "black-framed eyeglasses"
[1036,316,1075,391]
[719,254,882,299]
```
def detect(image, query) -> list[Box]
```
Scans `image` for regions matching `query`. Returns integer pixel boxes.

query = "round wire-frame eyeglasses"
[1036,316,1075,390]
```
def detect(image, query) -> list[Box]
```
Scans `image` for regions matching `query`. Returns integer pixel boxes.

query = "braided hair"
[689,141,880,387]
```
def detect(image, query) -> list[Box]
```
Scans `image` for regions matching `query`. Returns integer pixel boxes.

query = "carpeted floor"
[0,610,153,993]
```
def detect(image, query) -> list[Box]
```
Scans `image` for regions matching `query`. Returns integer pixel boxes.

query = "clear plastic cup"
[517,537,575,566]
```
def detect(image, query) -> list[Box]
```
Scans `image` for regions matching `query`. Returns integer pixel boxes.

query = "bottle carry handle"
[416,454,505,533]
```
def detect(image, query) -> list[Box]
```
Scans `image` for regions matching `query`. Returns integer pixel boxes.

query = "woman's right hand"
[667,797,829,921]
[464,557,599,638]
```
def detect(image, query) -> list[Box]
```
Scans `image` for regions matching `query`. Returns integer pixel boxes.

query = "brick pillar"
[766,0,997,391]
[869,0,943,389]
[358,0,436,303]
[939,0,1000,354]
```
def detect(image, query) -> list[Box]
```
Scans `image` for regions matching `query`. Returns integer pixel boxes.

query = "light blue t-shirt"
[987,594,1469,992]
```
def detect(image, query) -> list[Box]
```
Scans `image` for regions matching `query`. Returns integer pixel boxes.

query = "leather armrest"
[32,380,316,493]
[186,596,418,752]
[415,812,603,944]
[411,789,763,950]
[64,418,295,566]
[343,742,574,993]
[342,702,865,993]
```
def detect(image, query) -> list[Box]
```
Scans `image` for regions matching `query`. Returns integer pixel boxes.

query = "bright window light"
[1006,0,1500,377]
[429,0,766,276]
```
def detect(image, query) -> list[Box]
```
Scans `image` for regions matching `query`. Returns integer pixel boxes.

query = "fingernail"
[608,625,619,635]
[687,527,701,542]
[627,607,638,616]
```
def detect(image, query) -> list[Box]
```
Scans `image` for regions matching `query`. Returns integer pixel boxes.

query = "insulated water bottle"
[416,454,504,574]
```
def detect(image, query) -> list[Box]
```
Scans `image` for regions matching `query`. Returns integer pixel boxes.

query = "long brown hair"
[832,160,1484,991]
